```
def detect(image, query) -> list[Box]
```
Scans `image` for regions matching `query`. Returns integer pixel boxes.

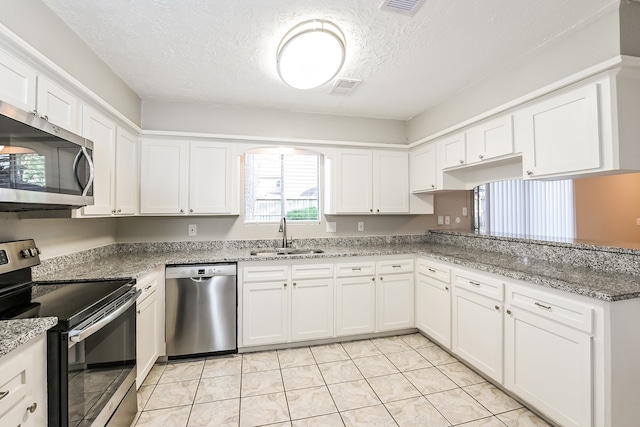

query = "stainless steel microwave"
[0,101,94,211]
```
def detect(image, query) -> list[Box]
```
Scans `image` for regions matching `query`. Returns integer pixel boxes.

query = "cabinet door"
[410,143,438,192]
[243,281,290,346]
[335,149,372,213]
[114,127,137,215]
[36,76,81,134]
[505,307,592,427]
[438,132,466,169]
[189,141,232,214]
[466,114,514,164]
[377,273,414,331]
[0,49,36,111]
[519,84,601,178]
[336,276,375,336]
[452,287,503,383]
[136,289,159,389]
[373,151,409,213]
[80,107,116,216]
[140,139,189,214]
[415,271,451,348]
[291,278,334,341]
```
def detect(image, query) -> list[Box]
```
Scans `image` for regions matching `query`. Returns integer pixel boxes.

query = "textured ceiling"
[41,0,616,120]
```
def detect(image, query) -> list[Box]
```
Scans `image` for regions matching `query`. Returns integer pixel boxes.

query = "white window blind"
[244,152,320,223]
[474,179,575,239]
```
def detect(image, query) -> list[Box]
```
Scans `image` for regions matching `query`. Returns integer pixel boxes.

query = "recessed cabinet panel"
[519,84,601,178]
[140,139,189,214]
[415,270,451,348]
[376,273,414,331]
[0,49,36,111]
[373,151,409,213]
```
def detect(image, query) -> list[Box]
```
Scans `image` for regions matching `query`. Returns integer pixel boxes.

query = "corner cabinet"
[139,138,238,215]
[325,149,409,214]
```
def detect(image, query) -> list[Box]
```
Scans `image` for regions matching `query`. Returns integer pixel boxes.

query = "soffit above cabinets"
[41,0,617,120]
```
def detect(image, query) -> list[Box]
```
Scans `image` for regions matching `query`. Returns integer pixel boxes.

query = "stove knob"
[20,249,31,258]
[29,248,39,257]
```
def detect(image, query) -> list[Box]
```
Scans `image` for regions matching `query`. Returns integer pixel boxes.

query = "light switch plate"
[437,216,444,225]
[357,221,364,232]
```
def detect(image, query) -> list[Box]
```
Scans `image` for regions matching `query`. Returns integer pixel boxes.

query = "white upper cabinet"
[518,83,601,179]
[438,132,466,169]
[140,139,237,215]
[466,114,514,165]
[114,127,138,215]
[79,106,116,216]
[0,49,82,134]
[189,141,233,214]
[0,48,36,112]
[140,139,189,214]
[328,149,409,214]
[410,142,438,192]
[36,76,82,134]
[517,70,640,179]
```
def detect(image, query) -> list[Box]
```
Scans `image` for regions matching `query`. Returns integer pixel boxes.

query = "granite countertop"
[33,242,640,302]
[0,317,58,358]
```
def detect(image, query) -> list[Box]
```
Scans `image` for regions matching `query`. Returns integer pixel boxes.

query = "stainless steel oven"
[0,240,139,427]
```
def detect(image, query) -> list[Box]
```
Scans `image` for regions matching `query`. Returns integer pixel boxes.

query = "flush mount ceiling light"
[276,20,346,90]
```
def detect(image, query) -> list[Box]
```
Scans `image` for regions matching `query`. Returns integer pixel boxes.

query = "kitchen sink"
[249,248,324,256]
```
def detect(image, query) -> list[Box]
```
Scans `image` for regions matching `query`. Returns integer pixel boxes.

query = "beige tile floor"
[133,333,552,427]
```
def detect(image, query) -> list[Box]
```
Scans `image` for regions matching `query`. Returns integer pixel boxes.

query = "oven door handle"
[68,290,141,348]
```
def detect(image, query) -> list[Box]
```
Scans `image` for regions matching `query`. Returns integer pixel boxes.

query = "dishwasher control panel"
[165,263,237,279]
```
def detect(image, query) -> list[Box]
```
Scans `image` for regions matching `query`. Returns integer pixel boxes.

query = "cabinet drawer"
[416,258,451,284]
[454,270,504,301]
[0,348,32,419]
[291,263,334,280]
[336,261,376,277]
[507,284,593,334]
[377,259,414,274]
[243,265,289,282]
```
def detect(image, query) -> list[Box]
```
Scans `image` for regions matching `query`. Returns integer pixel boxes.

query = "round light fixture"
[277,20,346,90]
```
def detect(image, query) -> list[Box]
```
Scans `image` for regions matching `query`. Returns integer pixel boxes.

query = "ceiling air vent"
[330,78,361,96]
[379,0,426,16]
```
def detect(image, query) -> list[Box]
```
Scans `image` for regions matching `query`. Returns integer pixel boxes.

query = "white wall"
[142,101,407,145]
[406,7,621,141]
[0,0,141,125]
[0,213,117,259]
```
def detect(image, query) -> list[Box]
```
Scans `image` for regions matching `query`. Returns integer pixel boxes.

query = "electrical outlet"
[188,224,197,236]
[462,207,468,217]
[445,216,450,225]
[437,216,444,225]
[357,221,364,232]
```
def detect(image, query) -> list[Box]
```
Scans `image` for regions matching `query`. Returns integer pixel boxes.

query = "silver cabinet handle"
[27,402,37,413]
[380,276,384,280]
[284,283,287,287]
[459,160,464,164]
[190,209,194,213]
[117,209,122,213]
[111,209,116,214]
[495,305,500,311]
[469,281,481,286]
[352,267,361,271]
[371,277,375,282]
[180,209,185,213]
[370,209,373,212]
[392,265,401,268]
[431,184,436,188]
[507,309,512,315]
[445,286,449,291]
[535,302,552,311]
[428,268,436,273]
[293,282,297,287]
[526,170,534,176]
[376,209,380,213]
[479,154,484,159]
[0,390,9,400]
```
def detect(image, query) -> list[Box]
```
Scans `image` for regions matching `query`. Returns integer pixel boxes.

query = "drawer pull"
[392,264,401,268]
[284,283,287,288]
[507,309,512,315]
[495,305,500,311]
[352,267,361,271]
[469,281,481,287]
[427,268,436,273]
[535,302,552,311]
[27,402,37,413]
[0,390,8,400]
[144,285,152,290]
[445,286,449,291]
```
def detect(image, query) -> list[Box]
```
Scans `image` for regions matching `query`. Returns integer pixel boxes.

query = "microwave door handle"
[68,290,141,348]
[72,147,95,197]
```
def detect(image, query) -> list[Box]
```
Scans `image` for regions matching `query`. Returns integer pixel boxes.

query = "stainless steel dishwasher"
[165,263,237,358]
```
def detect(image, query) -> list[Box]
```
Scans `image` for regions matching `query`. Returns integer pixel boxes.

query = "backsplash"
[426,230,640,276]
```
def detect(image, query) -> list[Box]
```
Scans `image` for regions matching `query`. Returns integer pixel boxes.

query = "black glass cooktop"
[2,280,133,329]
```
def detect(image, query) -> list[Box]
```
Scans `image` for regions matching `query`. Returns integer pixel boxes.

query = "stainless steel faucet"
[279,217,288,248]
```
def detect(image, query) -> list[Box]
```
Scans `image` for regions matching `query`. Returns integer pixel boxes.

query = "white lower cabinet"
[452,269,505,383]
[335,275,376,336]
[376,259,414,332]
[415,258,451,348]
[0,334,47,427]
[241,262,334,347]
[136,267,165,388]
[504,283,593,427]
